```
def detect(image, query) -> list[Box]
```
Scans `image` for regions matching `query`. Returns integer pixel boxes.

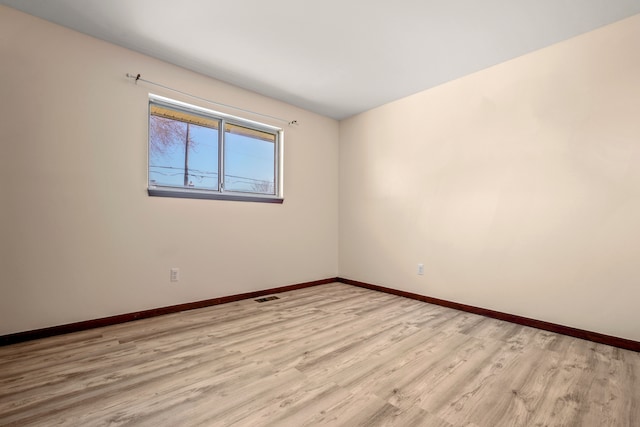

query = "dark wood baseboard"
[4,276,638,353]
[337,277,640,353]
[0,277,339,347]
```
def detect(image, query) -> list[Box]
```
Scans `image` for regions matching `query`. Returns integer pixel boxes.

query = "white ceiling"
[3,0,640,119]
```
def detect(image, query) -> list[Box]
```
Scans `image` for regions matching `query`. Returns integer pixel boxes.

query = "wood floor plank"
[0,282,638,426]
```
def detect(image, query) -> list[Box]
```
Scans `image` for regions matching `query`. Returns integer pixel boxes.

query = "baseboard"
[337,277,640,353]
[0,277,339,346]
[5,276,638,353]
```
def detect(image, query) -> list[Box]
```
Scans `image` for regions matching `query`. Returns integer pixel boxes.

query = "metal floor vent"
[255,296,280,303]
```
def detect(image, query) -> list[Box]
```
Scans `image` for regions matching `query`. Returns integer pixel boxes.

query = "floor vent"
[255,296,280,303]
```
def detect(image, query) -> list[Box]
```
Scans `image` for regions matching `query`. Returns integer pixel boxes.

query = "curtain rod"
[125,73,298,127]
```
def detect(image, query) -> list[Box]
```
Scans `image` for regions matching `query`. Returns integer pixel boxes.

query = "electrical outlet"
[170,268,180,282]
[417,263,424,275]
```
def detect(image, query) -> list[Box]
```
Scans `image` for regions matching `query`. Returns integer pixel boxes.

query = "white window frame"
[147,94,284,203]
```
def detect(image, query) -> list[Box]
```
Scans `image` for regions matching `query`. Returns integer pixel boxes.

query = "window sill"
[148,187,284,204]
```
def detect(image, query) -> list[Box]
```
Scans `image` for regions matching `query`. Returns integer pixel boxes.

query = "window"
[147,95,283,203]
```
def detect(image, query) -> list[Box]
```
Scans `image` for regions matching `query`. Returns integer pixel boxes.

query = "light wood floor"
[1,283,638,426]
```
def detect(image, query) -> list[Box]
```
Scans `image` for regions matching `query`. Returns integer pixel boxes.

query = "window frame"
[147,94,284,203]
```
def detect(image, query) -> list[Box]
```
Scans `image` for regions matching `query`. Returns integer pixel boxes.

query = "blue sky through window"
[225,132,275,194]
[149,123,218,189]
[149,119,275,194]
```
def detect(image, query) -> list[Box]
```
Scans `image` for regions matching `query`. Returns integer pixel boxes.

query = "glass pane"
[150,104,220,129]
[224,124,276,195]
[149,115,219,190]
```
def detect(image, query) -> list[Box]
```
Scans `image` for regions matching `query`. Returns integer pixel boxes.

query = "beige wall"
[340,15,640,341]
[0,6,339,335]
[2,5,639,343]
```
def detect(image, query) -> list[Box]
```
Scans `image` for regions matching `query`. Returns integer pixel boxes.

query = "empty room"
[1,1,639,426]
